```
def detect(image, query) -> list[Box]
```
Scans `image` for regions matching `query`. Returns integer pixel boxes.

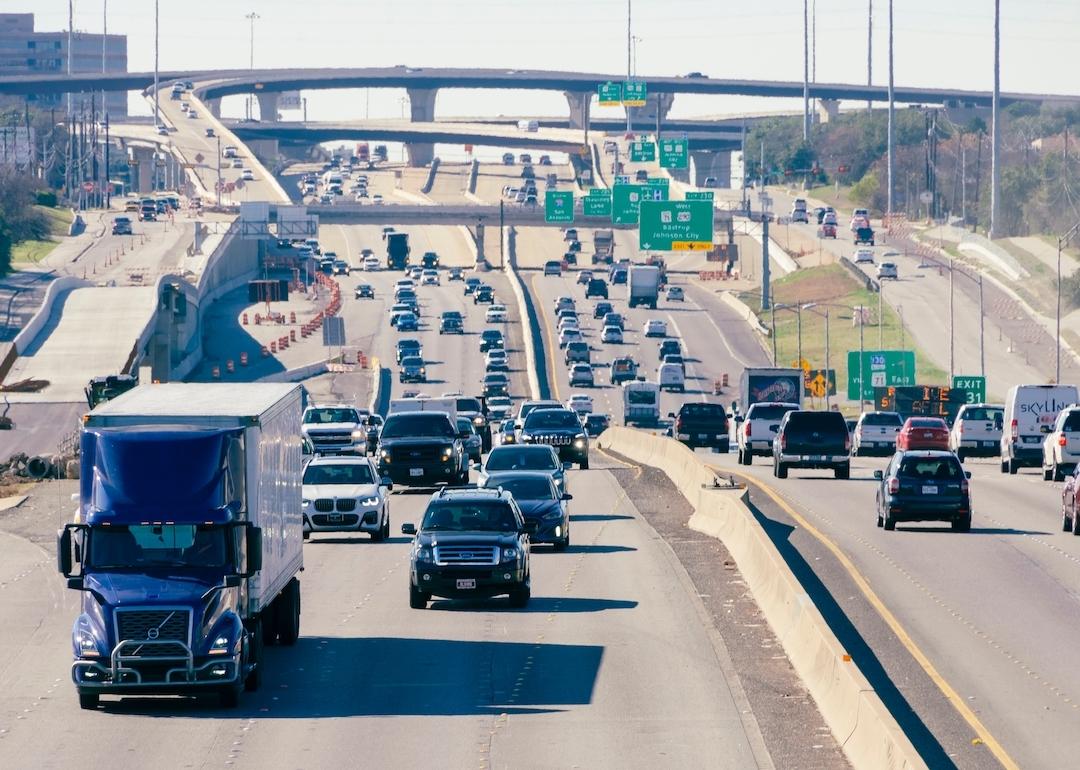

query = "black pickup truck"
[772,410,851,479]
[402,487,534,608]
[376,411,468,487]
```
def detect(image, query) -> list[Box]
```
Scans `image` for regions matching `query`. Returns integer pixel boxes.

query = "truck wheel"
[274,578,301,646]
[1044,465,1054,481]
[884,513,897,531]
[1073,511,1080,536]
[1000,459,1008,473]
[956,450,965,463]
[508,581,531,608]
[775,461,788,479]
[371,509,386,542]
[579,457,589,470]
[78,692,100,710]
[554,535,569,552]
[716,439,730,454]
[834,463,850,480]
[740,448,752,465]
[1063,510,1072,532]
[1008,458,1019,475]
[952,515,972,533]
[409,583,430,609]
[1055,464,1066,482]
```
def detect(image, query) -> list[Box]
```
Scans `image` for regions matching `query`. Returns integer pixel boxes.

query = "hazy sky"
[16,0,1080,120]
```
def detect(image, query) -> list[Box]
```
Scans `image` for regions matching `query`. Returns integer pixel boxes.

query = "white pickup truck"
[736,402,800,465]
[851,411,904,456]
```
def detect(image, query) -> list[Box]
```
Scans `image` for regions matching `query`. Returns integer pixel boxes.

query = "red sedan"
[818,223,838,239]
[896,417,950,451]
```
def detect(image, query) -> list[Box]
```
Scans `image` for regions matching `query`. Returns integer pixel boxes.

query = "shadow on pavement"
[744,495,956,769]
[563,544,636,555]
[102,636,604,718]
[569,514,634,522]
[427,596,637,614]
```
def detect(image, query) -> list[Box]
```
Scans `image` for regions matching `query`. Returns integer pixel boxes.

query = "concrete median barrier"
[596,426,926,770]
[719,291,770,336]
[501,226,546,400]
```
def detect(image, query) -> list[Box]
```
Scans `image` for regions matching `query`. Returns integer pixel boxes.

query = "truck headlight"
[441,447,453,461]
[77,628,98,654]
[380,449,391,462]
[415,546,433,563]
[209,634,233,655]
[359,496,380,507]
[351,430,365,439]
[573,439,585,448]
[502,547,520,561]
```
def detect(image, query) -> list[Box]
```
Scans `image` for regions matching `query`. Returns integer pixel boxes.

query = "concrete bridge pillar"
[689,150,731,188]
[635,92,675,134]
[564,91,591,131]
[130,146,156,193]
[405,88,438,168]
[204,97,222,119]
[816,98,840,124]
[256,92,279,122]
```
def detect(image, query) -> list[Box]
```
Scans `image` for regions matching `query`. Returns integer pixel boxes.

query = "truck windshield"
[422,502,519,532]
[381,413,455,438]
[305,408,359,424]
[88,524,229,569]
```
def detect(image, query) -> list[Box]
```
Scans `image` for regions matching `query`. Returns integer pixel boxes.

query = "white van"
[517,119,539,132]
[657,363,685,393]
[622,381,660,425]
[1001,384,1079,474]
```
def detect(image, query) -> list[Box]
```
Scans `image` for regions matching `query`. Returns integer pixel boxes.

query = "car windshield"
[421,502,519,532]
[303,463,375,485]
[897,457,963,479]
[88,524,229,569]
[525,410,580,430]
[456,418,476,435]
[304,408,359,424]
[681,404,726,419]
[1063,411,1080,431]
[482,331,502,340]
[486,476,556,501]
[627,390,656,405]
[455,398,483,413]
[380,413,455,438]
[402,356,423,367]
[485,448,558,471]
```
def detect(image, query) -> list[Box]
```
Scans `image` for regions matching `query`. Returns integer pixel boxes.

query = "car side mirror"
[562,462,573,471]
[1041,424,1052,434]
[667,412,675,418]
[401,522,417,536]
[523,521,539,535]
[965,471,972,479]
[873,470,884,480]
[380,476,393,490]
[562,493,573,501]
[57,526,74,577]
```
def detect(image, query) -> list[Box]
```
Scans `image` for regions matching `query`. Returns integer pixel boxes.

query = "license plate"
[982,441,995,448]
[698,434,708,440]
[922,432,933,439]
[456,579,476,590]
[809,455,826,462]
[922,485,938,494]
[409,468,424,477]
[329,513,342,523]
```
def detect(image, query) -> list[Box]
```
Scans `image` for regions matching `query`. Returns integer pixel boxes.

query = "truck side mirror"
[244,525,263,576]
[57,527,73,576]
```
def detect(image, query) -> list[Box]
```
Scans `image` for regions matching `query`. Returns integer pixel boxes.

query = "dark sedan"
[482,471,571,550]
[875,450,971,532]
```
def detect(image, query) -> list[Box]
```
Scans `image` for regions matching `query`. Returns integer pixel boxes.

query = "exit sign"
[952,375,986,404]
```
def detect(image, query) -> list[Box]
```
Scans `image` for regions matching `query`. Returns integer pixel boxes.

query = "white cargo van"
[1001,384,1079,474]
[657,363,685,393]
[622,381,660,425]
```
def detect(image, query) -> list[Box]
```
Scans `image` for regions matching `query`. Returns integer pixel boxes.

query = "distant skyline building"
[0,12,127,117]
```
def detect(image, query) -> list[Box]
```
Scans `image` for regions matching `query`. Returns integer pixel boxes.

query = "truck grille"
[391,446,441,463]
[528,433,573,446]
[310,431,352,446]
[434,545,499,565]
[116,609,190,645]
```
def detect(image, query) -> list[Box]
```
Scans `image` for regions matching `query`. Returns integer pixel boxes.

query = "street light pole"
[797,303,803,369]
[949,257,955,380]
[625,0,632,134]
[802,0,810,143]
[989,0,1001,238]
[886,0,894,219]
[245,12,260,121]
[153,0,160,128]
[879,281,884,348]
[859,306,865,412]
[824,306,831,409]
[979,276,985,378]
[1057,221,1080,382]
[771,307,778,365]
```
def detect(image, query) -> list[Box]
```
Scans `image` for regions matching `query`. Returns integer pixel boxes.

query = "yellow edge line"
[531,272,562,402]
[727,468,1018,770]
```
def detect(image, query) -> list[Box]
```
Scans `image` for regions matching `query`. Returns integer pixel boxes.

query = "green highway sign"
[544,190,574,223]
[847,350,917,401]
[630,140,656,162]
[638,199,714,251]
[598,82,622,106]
[640,184,668,202]
[614,175,631,185]
[685,190,714,201]
[952,375,987,404]
[612,184,646,225]
[659,138,689,169]
[645,177,669,187]
[583,193,612,217]
[622,80,647,106]
[587,187,610,196]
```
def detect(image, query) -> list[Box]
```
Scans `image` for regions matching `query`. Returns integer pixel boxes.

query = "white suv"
[301,456,390,541]
[1042,406,1080,481]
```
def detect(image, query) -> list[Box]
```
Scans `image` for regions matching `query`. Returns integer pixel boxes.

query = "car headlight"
[359,496,380,507]
[441,447,454,460]
[380,449,391,463]
[573,439,585,448]
[209,634,233,655]
[415,546,433,563]
[302,498,311,508]
[502,547,520,561]
[473,416,485,426]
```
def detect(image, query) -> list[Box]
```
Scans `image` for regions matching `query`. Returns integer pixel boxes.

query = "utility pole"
[762,215,772,310]
[886,0,894,219]
[867,0,873,111]
[153,0,160,128]
[66,0,74,203]
[802,0,810,142]
[102,0,107,119]
[989,0,1001,238]
[949,257,955,380]
[104,113,110,208]
[625,0,632,134]
[824,306,831,410]
[246,12,260,121]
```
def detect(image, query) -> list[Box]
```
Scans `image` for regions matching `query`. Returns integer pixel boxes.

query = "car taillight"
[957,422,964,435]
[780,433,787,451]
[1011,419,1018,440]
[887,477,900,494]
[1060,434,1068,447]
[961,477,970,494]
[845,433,851,451]
[745,422,751,438]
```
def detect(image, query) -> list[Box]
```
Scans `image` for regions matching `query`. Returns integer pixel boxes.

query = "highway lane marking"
[664,314,706,403]
[685,290,754,369]
[726,469,1019,770]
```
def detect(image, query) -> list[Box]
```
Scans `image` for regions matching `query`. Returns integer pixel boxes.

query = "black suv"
[585,278,608,299]
[670,402,730,452]
[773,410,851,479]
[479,329,504,353]
[593,301,614,319]
[377,411,469,487]
[453,396,492,452]
[402,487,534,608]
[474,285,495,304]
[520,408,589,469]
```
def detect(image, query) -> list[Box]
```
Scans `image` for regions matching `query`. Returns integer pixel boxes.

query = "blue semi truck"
[57,383,304,709]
